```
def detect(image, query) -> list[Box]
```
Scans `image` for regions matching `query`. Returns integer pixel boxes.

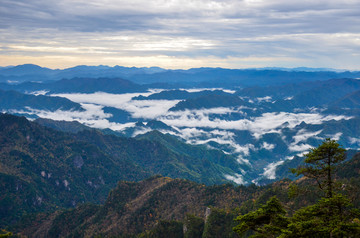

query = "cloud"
[261,142,275,150]
[288,129,322,152]
[179,88,236,94]
[1,0,360,69]
[288,143,313,153]
[292,129,323,145]
[348,137,360,145]
[52,92,180,119]
[176,127,213,142]
[48,92,353,145]
[326,132,342,141]
[28,90,49,96]
[7,104,135,131]
[11,91,354,167]
[237,156,251,165]
[7,90,357,173]
[161,111,352,139]
[256,96,272,103]
[262,155,296,180]
[132,127,153,137]
[224,173,246,185]
[262,160,285,180]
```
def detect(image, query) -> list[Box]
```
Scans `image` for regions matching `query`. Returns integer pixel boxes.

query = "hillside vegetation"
[0,113,247,226]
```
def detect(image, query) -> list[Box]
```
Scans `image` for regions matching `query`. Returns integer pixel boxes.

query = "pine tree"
[233,196,289,238]
[281,194,360,238]
[291,138,346,198]
[234,140,360,238]
[285,139,360,237]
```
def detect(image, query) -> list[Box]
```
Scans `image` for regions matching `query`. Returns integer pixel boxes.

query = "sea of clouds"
[8,89,355,184]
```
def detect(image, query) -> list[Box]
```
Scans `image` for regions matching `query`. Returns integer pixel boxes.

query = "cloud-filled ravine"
[7,86,357,184]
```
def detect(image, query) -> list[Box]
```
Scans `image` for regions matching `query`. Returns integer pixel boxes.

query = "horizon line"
[0,63,356,72]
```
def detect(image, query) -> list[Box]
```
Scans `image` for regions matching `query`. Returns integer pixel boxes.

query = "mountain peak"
[0,64,53,76]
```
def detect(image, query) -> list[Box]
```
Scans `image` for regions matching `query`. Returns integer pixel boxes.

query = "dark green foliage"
[203,208,237,238]
[292,138,346,198]
[34,118,90,133]
[337,153,360,179]
[233,196,288,238]
[234,141,360,238]
[47,204,99,237]
[17,176,262,237]
[184,214,204,238]
[282,194,360,238]
[142,220,184,238]
[136,130,250,182]
[0,173,47,227]
[0,113,251,227]
[4,116,360,237]
[0,114,147,225]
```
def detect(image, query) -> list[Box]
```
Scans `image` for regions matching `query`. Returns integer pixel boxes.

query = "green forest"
[1,114,360,237]
[138,139,360,238]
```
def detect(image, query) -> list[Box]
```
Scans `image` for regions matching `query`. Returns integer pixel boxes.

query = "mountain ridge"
[0,113,250,226]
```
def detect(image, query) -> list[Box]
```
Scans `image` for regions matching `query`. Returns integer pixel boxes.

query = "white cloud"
[256,96,272,102]
[289,143,313,153]
[261,142,275,150]
[262,160,284,180]
[51,92,180,119]
[179,88,236,94]
[132,127,153,137]
[285,156,295,161]
[288,129,322,152]
[7,104,135,131]
[349,137,360,145]
[27,90,49,96]
[6,90,356,174]
[176,127,212,142]
[233,144,256,155]
[237,156,251,165]
[26,93,354,159]
[174,126,256,156]
[327,132,342,141]
[261,155,294,180]
[162,111,352,139]
[292,129,323,145]
[224,173,246,185]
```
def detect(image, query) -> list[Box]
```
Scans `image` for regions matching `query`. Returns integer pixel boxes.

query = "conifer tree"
[233,196,289,237]
[234,139,360,238]
[284,139,360,237]
[291,138,346,198]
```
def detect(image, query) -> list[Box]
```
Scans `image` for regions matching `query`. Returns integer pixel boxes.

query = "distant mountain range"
[2,63,360,237]
[0,77,147,94]
[1,74,360,186]
[1,64,360,88]
[0,64,165,83]
[0,89,83,114]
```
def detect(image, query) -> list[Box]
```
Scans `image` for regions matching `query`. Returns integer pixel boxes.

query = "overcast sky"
[1,0,360,69]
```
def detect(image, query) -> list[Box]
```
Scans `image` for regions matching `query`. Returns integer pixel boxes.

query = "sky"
[1,0,360,69]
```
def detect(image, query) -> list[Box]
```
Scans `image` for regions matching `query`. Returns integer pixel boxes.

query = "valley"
[1,65,360,237]
[1,66,360,185]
